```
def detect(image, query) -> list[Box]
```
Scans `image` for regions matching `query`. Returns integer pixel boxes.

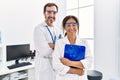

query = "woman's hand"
[60,58,71,66]
[60,57,84,69]
[68,68,84,76]
[76,68,84,76]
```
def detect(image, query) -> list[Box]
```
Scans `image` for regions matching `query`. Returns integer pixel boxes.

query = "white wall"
[0,0,39,49]
[94,0,120,80]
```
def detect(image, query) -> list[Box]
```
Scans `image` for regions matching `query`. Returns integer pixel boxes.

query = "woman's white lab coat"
[34,22,62,80]
[52,36,94,80]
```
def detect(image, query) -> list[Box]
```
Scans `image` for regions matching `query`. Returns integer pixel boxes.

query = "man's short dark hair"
[43,3,58,13]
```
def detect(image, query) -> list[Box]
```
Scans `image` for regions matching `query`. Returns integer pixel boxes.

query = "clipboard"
[64,44,86,61]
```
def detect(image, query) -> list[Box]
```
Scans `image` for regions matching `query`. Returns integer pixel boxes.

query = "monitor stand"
[15,59,19,64]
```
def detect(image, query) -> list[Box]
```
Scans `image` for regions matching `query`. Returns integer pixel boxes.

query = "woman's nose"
[69,25,74,29]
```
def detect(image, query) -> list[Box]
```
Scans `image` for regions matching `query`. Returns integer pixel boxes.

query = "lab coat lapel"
[63,36,70,44]
[75,36,80,44]
[43,23,53,43]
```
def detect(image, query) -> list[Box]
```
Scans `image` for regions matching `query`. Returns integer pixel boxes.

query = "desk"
[0,62,35,80]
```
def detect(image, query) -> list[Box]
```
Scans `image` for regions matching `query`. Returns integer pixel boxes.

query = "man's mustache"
[48,17,55,20]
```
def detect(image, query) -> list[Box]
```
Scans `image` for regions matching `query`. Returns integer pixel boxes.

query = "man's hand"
[48,43,55,49]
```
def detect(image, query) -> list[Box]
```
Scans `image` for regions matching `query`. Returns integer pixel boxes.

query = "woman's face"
[64,18,78,36]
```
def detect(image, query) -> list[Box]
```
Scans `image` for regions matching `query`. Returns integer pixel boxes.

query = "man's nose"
[49,12,55,17]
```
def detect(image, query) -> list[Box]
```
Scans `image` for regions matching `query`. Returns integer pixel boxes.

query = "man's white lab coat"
[34,22,62,80]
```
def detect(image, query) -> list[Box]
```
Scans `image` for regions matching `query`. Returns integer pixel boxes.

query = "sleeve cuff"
[58,66,70,75]
[81,59,87,69]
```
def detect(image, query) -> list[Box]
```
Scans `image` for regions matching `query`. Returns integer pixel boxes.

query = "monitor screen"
[6,44,30,61]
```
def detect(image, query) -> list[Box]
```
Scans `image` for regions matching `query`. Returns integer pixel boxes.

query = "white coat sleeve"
[52,41,70,75]
[34,26,52,57]
[80,40,94,69]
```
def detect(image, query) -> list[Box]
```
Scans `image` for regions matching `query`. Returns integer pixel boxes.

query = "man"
[34,3,62,80]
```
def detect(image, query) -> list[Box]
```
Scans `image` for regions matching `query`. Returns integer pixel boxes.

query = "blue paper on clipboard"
[64,44,86,61]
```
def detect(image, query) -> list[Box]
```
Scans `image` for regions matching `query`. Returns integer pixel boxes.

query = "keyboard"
[7,62,32,69]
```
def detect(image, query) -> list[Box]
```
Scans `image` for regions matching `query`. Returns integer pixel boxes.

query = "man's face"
[44,6,57,26]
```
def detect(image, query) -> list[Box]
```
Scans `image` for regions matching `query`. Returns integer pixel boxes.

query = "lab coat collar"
[63,35,79,44]
[43,22,48,27]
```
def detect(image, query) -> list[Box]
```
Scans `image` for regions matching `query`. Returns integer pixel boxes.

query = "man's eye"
[53,12,56,14]
[46,10,57,14]
[47,11,51,13]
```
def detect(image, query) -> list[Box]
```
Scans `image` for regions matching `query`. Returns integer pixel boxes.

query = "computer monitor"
[6,44,30,64]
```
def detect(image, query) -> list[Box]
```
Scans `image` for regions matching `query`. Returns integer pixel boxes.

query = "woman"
[52,15,94,80]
